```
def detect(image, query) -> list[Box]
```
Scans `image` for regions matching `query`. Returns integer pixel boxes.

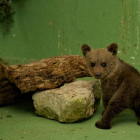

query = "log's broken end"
[0,62,19,106]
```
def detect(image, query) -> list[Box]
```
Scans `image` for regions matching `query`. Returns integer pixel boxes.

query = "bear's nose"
[95,73,101,78]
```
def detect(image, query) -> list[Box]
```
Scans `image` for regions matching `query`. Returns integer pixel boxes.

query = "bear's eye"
[101,63,106,67]
[91,62,95,67]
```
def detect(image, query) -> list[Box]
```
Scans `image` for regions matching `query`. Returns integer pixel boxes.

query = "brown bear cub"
[81,43,140,129]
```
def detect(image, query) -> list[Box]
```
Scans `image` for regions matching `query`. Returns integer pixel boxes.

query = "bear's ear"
[106,43,118,55]
[81,44,91,56]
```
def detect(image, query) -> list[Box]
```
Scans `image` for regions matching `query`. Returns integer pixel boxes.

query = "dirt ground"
[0,101,139,140]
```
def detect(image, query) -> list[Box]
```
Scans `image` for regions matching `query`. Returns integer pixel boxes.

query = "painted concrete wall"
[0,0,140,69]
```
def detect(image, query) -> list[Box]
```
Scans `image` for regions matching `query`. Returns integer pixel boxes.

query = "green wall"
[1,0,140,69]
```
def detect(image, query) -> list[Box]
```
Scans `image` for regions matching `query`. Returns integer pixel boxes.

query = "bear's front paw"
[95,120,111,129]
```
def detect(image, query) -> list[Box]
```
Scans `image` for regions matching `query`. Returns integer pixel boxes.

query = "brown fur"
[81,43,140,129]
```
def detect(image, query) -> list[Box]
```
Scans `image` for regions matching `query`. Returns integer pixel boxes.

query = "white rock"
[32,80,101,123]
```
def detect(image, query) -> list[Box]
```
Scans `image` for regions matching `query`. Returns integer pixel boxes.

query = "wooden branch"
[6,55,90,93]
[0,55,90,105]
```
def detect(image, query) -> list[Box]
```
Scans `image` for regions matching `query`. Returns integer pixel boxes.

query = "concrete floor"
[0,101,140,140]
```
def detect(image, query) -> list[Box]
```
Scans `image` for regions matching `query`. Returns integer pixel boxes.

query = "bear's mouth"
[94,73,101,79]
[94,76,101,79]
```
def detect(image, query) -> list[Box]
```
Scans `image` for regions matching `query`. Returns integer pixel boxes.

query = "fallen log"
[0,55,90,105]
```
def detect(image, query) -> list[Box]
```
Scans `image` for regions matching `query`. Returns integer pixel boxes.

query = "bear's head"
[81,43,118,80]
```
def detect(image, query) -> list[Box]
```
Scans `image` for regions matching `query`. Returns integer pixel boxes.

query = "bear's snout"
[95,72,101,79]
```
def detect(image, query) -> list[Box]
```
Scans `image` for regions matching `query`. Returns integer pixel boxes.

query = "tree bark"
[0,55,90,105]
[0,62,19,106]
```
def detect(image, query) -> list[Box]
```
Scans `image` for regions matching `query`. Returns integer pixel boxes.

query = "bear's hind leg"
[138,118,140,125]
[133,98,140,125]
[134,110,140,125]
[134,108,140,125]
